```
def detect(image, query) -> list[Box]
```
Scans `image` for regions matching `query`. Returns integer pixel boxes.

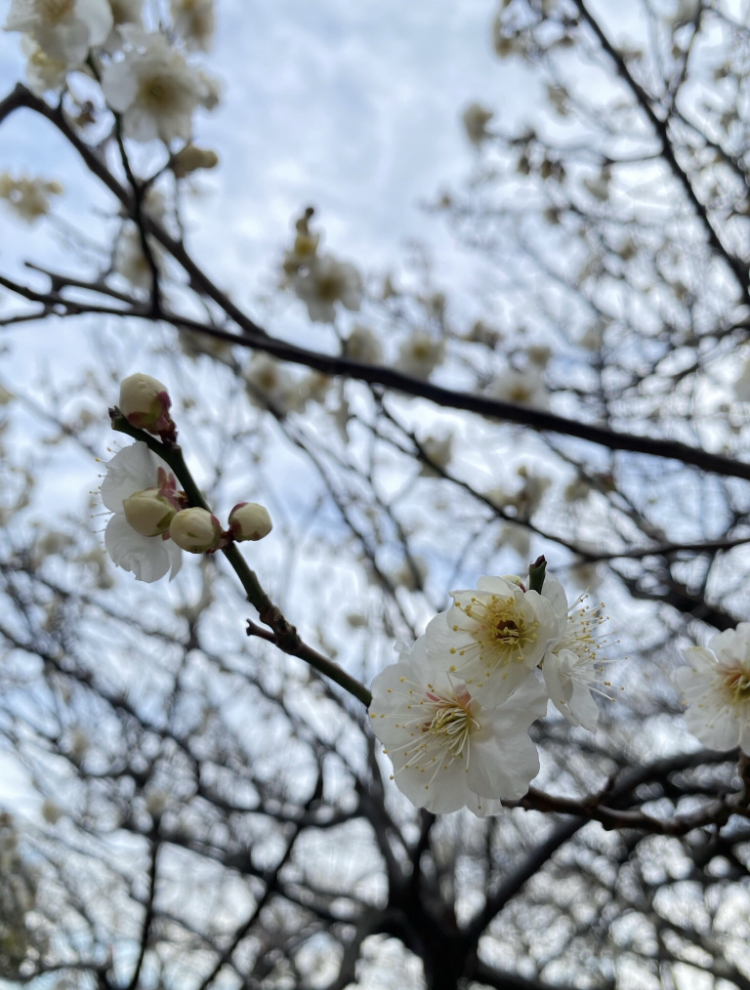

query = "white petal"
[101,59,139,112]
[165,538,182,580]
[684,705,738,752]
[101,442,167,511]
[541,574,568,620]
[75,0,114,46]
[468,731,540,800]
[105,513,171,582]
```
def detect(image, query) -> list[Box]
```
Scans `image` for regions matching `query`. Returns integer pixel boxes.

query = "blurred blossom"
[171,143,219,178]
[171,0,214,51]
[21,35,68,93]
[676,625,750,754]
[101,28,215,143]
[4,0,113,65]
[292,254,363,323]
[244,353,305,415]
[345,325,383,365]
[0,172,63,222]
[462,101,493,146]
[395,330,445,380]
[113,224,165,289]
[488,366,548,410]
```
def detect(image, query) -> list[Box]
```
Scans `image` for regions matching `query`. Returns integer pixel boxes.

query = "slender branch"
[573,0,750,305]
[4,265,749,483]
[126,835,160,990]
[3,84,750,483]
[110,412,372,706]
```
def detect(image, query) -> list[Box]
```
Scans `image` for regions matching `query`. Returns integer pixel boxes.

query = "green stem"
[111,413,373,706]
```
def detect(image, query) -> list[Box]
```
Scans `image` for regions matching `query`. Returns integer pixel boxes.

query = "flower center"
[139,76,176,111]
[316,274,342,302]
[458,593,537,668]
[723,665,750,704]
[422,691,474,758]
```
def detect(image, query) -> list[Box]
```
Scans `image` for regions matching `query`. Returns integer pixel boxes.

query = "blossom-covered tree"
[1,2,750,989]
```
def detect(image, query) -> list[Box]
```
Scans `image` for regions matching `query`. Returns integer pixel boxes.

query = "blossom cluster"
[4,0,220,148]
[369,572,608,816]
[281,208,364,324]
[102,375,273,582]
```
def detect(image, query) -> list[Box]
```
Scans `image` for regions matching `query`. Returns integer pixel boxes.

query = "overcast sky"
[0,0,520,318]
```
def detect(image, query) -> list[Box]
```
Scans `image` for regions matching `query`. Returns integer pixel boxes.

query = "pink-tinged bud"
[169,508,223,553]
[229,502,273,542]
[119,373,172,434]
[122,488,177,537]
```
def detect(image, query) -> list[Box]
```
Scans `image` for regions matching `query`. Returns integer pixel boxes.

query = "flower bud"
[122,488,177,537]
[228,502,273,542]
[119,373,172,433]
[169,508,223,553]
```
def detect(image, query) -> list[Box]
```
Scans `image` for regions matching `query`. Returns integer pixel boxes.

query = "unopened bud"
[228,502,273,542]
[119,373,172,434]
[123,488,177,537]
[171,144,219,179]
[169,508,223,553]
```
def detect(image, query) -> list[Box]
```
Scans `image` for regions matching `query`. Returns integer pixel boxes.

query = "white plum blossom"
[462,102,493,146]
[512,464,552,521]
[425,575,560,706]
[5,0,113,66]
[171,0,214,51]
[113,223,165,290]
[369,638,547,815]
[488,366,549,410]
[292,254,363,323]
[345,325,383,365]
[101,28,213,143]
[0,172,63,223]
[170,143,218,178]
[676,625,750,754]
[499,522,531,561]
[395,331,446,380]
[540,575,605,731]
[244,354,305,415]
[101,442,183,582]
[21,35,68,93]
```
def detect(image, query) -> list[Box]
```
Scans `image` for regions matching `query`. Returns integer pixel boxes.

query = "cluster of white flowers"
[4,0,219,147]
[676,625,750,755]
[5,0,113,68]
[102,375,273,582]
[369,571,608,816]
[101,27,217,143]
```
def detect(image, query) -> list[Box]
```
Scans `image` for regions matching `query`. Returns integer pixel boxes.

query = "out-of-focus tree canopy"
[1,1,749,988]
